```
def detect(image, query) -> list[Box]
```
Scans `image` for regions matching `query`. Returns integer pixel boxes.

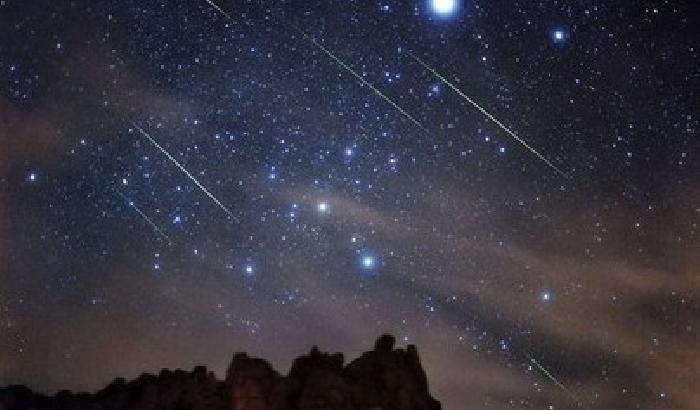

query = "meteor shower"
[1,1,697,410]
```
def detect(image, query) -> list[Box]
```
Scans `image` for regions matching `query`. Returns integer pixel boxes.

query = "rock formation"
[0,334,441,410]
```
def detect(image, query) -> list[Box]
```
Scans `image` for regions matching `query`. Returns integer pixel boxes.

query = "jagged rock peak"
[374,333,396,352]
[0,334,441,410]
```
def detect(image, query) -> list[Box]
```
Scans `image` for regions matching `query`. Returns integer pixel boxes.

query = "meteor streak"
[526,352,581,404]
[115,190,172,246]
[292,26,427,132]
[203,0,232,20]
[131,123,239,223]
[410,53,570,178]
[199,0,425,132]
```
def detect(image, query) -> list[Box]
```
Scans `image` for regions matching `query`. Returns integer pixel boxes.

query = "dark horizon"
[1,334,443,410]
[1,0,698,409]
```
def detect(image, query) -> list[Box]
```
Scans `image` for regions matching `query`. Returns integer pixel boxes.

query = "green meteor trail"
[203,0,232,20]
[525,352,581,405]
[115,189,172,246]
[292,26,427,133]
[199,0,425,132]
[410,52,570,178]
[131,123,239,223]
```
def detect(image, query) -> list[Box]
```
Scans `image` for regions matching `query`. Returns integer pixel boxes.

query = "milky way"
[1,1,698,409]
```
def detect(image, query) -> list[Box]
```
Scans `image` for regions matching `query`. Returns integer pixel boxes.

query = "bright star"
[358,251,380,272]
[317,201,329,213]
[27,172,37,182]
[243,263,255,277]
[540,291,553,302]
[430,0,457,15]
[551,28,568,44]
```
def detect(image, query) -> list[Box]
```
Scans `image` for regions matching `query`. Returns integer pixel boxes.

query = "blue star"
[243,263,255,277]
[27,172,38,182]
[540,291,553,303]
[268,165,278,180]
[428,84,440,97]
[357,251,380,273]
[429,0,459,16]
[550,28,568,44]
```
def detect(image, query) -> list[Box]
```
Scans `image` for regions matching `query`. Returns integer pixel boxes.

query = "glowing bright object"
[551,28,568,44]
[431,0,457,14]
[244,264,254,275]
[317,201,329,213]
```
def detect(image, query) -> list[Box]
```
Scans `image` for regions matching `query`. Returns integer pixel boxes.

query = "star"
[358,251,380,273]
[551,28,568,44]
[540,291,553,303]
[243,263,255,277]
[429,0,458,16]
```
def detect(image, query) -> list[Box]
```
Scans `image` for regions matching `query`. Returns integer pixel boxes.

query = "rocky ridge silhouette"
[0,334,442,410]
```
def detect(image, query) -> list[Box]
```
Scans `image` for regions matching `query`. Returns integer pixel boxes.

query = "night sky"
[1,0,698,409]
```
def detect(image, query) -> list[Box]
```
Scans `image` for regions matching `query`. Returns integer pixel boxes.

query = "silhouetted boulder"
[374,333,396,352]
[225,352,281,410]
[0,335,441,410]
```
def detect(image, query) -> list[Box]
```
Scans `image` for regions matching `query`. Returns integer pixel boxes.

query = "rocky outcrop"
[0,335,441,410]
[226,353,281,410]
